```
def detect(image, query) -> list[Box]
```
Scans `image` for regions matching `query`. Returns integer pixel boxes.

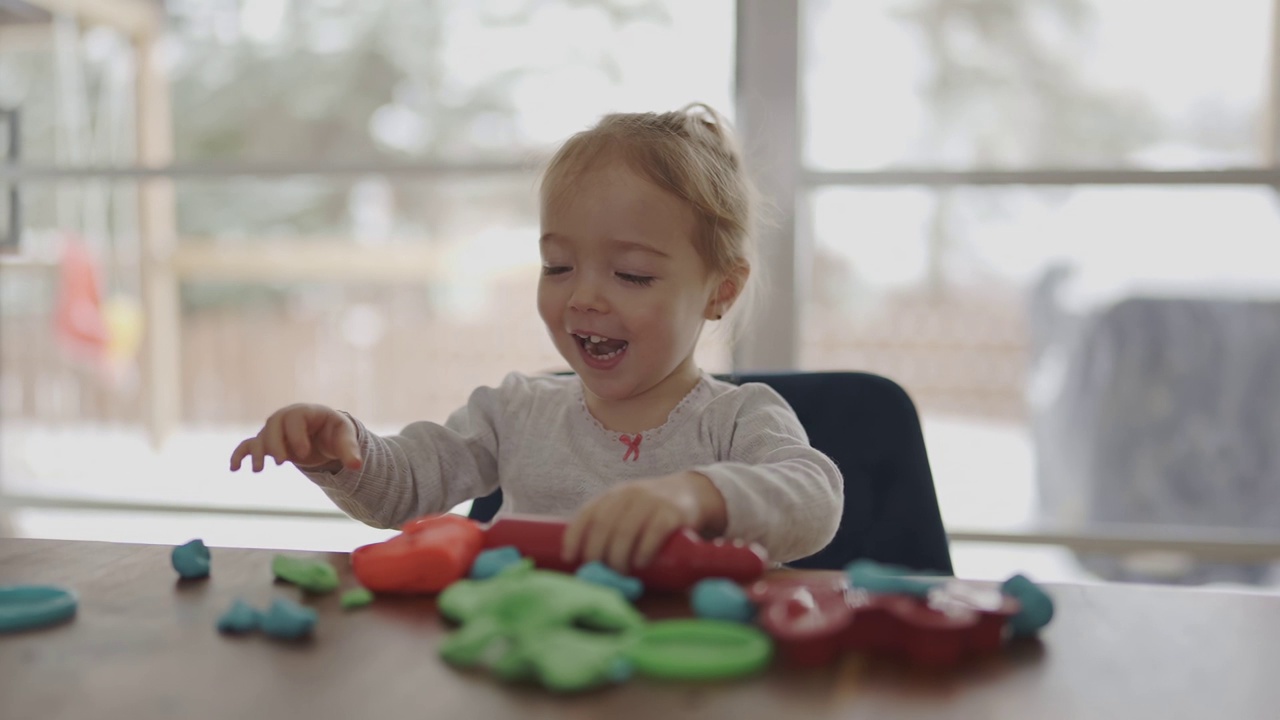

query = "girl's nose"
[568,277,609,313]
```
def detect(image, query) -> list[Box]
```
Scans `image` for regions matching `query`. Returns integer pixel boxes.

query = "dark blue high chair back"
[467,371,953,574]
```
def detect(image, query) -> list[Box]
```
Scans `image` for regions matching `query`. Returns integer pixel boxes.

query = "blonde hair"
[540,103,761,328]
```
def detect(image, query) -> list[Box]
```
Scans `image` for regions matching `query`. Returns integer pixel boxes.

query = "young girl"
[231,104,843,571]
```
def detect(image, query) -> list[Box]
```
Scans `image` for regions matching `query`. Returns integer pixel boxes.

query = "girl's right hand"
[230,404,363,473]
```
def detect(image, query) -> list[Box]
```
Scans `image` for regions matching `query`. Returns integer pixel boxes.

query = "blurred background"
[2,0,1279,589]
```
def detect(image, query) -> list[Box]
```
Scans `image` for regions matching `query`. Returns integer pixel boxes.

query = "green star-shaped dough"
[437,561,644,692]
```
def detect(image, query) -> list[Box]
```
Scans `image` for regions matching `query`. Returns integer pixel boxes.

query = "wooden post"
[135,32,180,448]
[1268,0,1280,166]
[734,0,802,371]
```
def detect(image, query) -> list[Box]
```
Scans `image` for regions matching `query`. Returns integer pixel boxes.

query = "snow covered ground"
[2,417,1270,590]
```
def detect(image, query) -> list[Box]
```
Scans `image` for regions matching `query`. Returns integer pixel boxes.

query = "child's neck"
[583,359,703,435]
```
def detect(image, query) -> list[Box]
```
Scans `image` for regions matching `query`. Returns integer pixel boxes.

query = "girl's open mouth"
[574,333,629,369]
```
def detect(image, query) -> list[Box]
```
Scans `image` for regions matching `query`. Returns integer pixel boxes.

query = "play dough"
[216,599,262,634]
[0,585,78,633]
[261,597,317,639]
[171,539,211,579]
[272,555,339,594]
[575,561,644,601]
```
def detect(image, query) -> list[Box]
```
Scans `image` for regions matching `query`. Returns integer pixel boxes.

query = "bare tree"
[889,0,1158,294]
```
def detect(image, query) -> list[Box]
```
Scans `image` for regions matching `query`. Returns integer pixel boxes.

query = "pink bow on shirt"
[620,434,642,461]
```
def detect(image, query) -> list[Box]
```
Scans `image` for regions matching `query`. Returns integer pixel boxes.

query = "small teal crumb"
[216,599,262,634]
[469,546,524,580]
[575,561,643,602]
[1002,574,1054,637]
[172,539,211,579]
[340,587,375,610]
[691,578,755,623]
[261,597,317,640]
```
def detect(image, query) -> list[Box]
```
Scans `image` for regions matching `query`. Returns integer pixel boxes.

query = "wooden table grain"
[1,537,1277,720]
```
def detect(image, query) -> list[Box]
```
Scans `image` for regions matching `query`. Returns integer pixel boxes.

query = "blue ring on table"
[0,585,79,633]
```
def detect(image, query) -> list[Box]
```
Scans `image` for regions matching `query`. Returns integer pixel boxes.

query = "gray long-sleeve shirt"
[303,372,843,563]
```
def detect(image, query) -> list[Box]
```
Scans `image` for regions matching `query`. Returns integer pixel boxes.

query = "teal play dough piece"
[340,587,375,610]
[260,598,317,640]
[469,546,523,580]
[1002,574,1055,637]
[625,619,772,681]
[575,561,643,601]
[271,554,339,594]
[216,599,262,634]
[691,578,755,623]
[845,559,938,597]
[172,539,211,579]
[0,585,78,633]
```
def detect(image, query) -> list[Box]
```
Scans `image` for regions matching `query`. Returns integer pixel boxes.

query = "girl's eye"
[617,273,655,287]
[542,265,571,276]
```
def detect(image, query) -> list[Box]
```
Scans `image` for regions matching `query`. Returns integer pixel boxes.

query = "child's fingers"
[632,511,680,569]
[578,503,619,566]
[324,413,362,469]
[261,418,290,465]
[604,506,651,572]
[338,429,362,470]
[283,412,312,460]
[562,495,613,564]
[230,439,254,471]
[561,506,593,564]
[250,438,267,473]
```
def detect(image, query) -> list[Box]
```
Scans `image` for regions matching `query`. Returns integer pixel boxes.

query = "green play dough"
[437,562,645,692]
[271,555,339,594]
[624,619,773,681]
[340,587,374,609]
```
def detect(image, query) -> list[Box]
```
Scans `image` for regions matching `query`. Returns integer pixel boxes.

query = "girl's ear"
[706,263,749,320]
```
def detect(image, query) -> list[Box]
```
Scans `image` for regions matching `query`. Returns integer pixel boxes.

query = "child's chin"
[577,374,638,401]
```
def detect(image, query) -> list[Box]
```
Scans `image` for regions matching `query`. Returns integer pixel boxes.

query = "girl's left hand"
[561,471,727,573]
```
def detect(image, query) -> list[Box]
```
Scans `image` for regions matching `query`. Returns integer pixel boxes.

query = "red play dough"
[351,514,485,593]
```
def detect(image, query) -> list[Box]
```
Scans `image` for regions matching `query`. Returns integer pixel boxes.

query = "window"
[804,0,1274,170]
[798,0,1280,584]
[5,0,1279,585]
[0,0,735,549]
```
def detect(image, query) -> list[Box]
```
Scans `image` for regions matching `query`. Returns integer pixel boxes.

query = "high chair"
[468,371,953,574]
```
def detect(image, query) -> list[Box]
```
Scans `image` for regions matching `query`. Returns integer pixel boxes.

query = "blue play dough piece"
[172,539,211,579]
[0,585,78,633]
[260,598,317,640]
[691,578,755,623]
[575,561,644,602]
[469,546,524,580]
[845,559,938,597]
[216,599,262,634]
[1002,574,1054,637]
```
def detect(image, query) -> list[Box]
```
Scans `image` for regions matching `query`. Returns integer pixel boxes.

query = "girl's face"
[538,160,724,405]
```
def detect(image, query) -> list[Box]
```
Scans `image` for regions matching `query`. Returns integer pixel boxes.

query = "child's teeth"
[590,335,605,343]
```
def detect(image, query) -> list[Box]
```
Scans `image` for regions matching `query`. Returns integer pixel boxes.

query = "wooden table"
[2,538,1277,719]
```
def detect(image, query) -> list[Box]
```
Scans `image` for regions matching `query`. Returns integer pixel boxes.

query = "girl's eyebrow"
[607,238,670,259]
[539,233,670,259]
